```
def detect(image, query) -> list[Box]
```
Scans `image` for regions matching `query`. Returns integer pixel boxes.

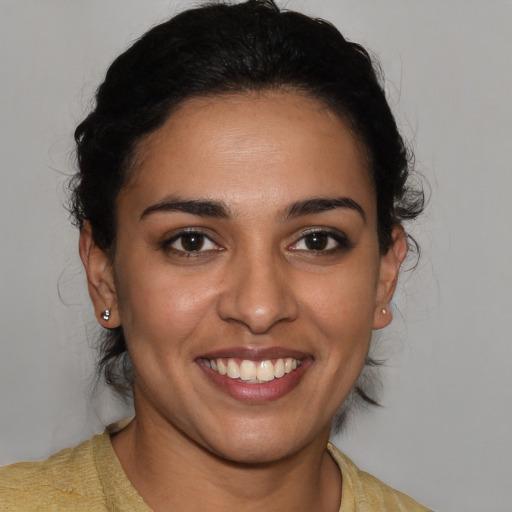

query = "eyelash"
[161,227,351,259]
[161,229,222,257]
[289,229,352,255]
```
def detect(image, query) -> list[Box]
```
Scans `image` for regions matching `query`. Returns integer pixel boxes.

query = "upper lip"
[197,346,311,362]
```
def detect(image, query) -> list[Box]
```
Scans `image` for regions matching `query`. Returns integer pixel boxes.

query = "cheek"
[300,262,379,335]
[296,258,380,397]
[114,258,220,350]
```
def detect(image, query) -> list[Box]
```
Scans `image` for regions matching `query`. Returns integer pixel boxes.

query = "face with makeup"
[81,90,406,464]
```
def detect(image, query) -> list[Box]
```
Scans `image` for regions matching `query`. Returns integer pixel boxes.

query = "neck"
[111,413,341,512]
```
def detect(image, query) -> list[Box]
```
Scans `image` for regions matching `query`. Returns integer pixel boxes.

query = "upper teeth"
[204,357,301,383]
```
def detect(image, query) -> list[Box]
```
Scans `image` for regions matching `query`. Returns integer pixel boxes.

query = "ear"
[79,221,120,328]
[372,226,408,330]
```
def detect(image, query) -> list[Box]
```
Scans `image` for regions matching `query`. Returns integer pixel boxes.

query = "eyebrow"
[140,197,230,220]
[140,195,366,223]
[283,197,366,223]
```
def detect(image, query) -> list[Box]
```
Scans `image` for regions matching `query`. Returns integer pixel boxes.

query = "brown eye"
[180,233,205,251]
[289,229,351,253]
[166,231,219,253]
[304,232,329,251]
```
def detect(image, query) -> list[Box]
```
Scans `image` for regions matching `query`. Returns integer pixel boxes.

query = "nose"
[216,252,299,334]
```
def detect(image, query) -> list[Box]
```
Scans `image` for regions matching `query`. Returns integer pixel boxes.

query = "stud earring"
[101,309,111,321]
[380,307,388,316]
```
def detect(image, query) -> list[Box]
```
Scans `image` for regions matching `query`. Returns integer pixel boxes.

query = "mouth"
[201,357,303,384]
[196,348,312,403]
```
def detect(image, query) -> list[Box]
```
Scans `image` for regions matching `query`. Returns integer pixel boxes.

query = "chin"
[196,419,320,466]
[209,438,297,466]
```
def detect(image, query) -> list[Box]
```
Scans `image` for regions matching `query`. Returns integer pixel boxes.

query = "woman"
[0,1,432,510]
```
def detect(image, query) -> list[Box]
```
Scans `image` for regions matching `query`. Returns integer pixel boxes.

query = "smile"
[202,357,303,383]
[197,349,312,403]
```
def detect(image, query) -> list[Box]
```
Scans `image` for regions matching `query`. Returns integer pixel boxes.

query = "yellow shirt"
[0,425,433,511]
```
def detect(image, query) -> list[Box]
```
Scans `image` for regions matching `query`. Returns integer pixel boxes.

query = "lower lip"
[197,359,312,403]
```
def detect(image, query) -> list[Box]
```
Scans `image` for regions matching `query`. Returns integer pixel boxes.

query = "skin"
[80,91,407,511]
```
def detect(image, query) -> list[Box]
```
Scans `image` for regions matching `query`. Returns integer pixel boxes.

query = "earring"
[380,307,388,316]
[101,309,111,321]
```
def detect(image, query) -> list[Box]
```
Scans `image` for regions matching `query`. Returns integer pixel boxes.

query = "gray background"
[1,1,511,511]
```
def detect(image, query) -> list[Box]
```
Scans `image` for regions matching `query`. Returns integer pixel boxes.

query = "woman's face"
[85,91,404,464]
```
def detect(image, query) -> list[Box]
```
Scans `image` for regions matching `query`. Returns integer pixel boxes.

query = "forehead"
[120,91,376,221]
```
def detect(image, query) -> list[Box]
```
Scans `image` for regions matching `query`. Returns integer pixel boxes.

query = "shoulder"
[0,434,107,511]
[327,443,435,512]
